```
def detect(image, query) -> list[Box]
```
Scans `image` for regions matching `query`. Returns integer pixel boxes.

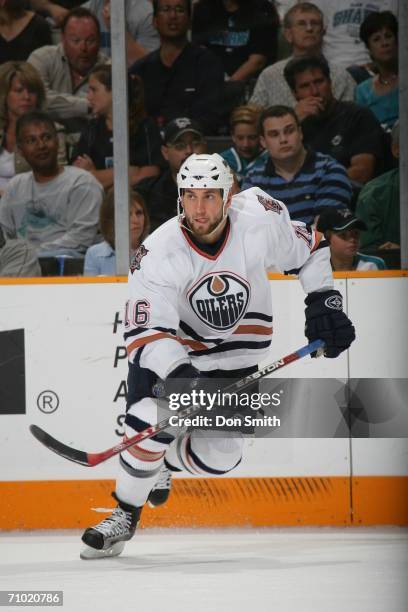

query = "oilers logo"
[188,272,250,331]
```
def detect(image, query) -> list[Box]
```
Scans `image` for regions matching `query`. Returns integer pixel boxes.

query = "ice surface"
[0,528,407,612]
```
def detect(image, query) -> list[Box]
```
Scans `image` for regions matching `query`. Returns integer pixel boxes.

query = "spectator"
[84,188,150,276]
[0,61,67,195]
[354,11,398,132]
[242,105,351,225]
[250,2,355,109]
[0,225,41,277]
[137,117,207,231]
[356,120,399,251]
[29,1,82,28]
[129,0,224,135]
[192,0,280,82]
[83,0,159,63]
[311,0,398,69]
[0,0,52,63]
[71,65,162,190]
[220,104,267,186]
[284,55,386,185]
[0,110,103,257]
[317,207,386,271]
[27,7,107,129]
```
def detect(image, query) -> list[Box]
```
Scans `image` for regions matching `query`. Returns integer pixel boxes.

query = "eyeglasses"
[292,20,322,30]
[157,5,187,14]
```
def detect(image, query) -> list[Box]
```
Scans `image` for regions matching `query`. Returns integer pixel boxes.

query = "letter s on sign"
[124,299,151,327]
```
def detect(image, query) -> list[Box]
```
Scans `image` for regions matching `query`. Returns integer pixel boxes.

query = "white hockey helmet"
[177,153,234,205]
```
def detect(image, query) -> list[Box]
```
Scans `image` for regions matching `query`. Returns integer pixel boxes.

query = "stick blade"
[29,424,91,466]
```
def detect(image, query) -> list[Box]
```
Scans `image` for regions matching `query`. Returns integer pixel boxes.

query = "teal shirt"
[354,252,386,270]
[355,78,398,131]
[220,147,268,185]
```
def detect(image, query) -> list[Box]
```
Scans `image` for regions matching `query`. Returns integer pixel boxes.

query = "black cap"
[317,208,367,233]
[162,117,203,145]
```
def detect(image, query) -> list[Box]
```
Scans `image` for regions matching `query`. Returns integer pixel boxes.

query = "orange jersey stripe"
[311,230,324,253]
[126,325,273,357]
[233,325,272,335]
[126,331,208,356]
[126,332,176,355]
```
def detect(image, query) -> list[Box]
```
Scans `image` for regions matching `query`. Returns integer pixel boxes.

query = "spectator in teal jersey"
[220,104,267,186]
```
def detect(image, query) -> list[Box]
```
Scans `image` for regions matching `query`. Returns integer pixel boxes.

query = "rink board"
[0,273,407,528]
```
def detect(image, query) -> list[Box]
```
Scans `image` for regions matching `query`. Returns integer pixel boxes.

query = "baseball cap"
[317,208,367,233]
[163,117,203,145]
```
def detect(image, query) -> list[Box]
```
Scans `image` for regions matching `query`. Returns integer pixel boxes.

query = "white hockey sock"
[116,459,163,508]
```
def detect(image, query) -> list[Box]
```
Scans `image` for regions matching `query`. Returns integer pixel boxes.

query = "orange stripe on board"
[266,270,408,280]
[0,270,406,286]
[352,476,408,525]
[0,276,128,285]
[1,476,406,530]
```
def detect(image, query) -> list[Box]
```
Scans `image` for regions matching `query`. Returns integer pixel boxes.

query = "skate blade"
[80,540,125,560]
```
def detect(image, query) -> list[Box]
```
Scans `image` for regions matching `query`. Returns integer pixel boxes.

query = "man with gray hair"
[356,120,400,251]
[250,2,355,111]
[28,7,107,128]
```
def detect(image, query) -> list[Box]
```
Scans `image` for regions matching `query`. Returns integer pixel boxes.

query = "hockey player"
[80,153,355,559]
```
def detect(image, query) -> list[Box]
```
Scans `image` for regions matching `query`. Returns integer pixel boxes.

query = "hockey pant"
[116,396,244,508]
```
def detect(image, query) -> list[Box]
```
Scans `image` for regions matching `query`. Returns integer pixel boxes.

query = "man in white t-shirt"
[312,0,398,68]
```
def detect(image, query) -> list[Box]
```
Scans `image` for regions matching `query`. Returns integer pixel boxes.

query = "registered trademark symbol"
[37,390,59,413]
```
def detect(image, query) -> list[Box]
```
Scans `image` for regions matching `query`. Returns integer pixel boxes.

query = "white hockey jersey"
[124,187,333,377]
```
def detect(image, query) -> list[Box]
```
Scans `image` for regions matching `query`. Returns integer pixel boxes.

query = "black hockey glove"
[165,363,206,396]
[152,363,208,400]
[305,290,355,358]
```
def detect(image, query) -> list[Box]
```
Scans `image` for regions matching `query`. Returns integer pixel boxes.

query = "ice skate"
[80,497,142,560]
[147,464,172,508]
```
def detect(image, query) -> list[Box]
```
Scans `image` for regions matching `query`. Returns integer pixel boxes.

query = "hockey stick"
[29,339,324,467]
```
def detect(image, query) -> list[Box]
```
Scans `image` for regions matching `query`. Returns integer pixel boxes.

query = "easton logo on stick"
[130,245,149,274]
[257,194,282,214]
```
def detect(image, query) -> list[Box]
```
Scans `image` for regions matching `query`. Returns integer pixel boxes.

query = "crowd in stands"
[0,0,401,278]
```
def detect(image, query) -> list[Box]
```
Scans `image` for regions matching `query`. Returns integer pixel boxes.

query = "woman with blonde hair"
[0,61,66,194]
[84,188,150,276]
[220,104,267,185]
